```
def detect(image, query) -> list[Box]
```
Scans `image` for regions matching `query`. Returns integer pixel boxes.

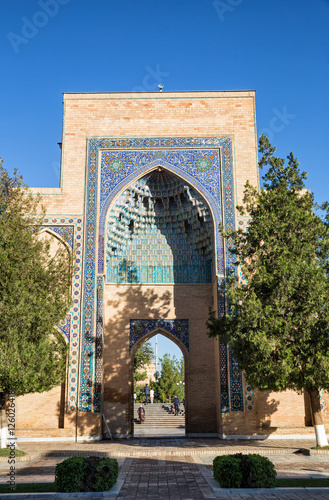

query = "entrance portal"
[102,167,220,437]
[132,333,185,437]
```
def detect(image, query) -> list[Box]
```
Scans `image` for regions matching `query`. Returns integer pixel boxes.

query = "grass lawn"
[0,483,56,493]
[276,477,329,487]
[1,478,329,493]
[0,448,27,457]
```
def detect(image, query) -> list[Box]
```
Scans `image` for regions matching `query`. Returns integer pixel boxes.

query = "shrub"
[55,456,119,492]
[54,456,87,492]
[247,454,276,488]
[213,453,276,488]
[213,455,243,488]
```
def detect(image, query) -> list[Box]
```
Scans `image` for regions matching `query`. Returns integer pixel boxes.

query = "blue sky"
[1,0,328,360]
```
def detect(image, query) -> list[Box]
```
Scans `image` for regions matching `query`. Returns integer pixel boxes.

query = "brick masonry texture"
[14,91,328,439]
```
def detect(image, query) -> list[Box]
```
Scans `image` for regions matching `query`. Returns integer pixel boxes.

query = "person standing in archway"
[138,405,145,424]
[144,383,150,404]
[173,395,180,415]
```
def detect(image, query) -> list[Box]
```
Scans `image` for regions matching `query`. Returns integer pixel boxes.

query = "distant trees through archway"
[133,334,185,404]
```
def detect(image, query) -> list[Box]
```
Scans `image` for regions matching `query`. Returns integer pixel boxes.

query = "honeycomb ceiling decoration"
[106,169,214,283]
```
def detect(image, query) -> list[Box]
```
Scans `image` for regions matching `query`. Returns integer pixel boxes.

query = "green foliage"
[0,448,27,456]
[54,456,118,493]
[0,483,56,494]
[213,453,276,488]
[276,478,329,487]
[84,457,119,492]
[0,161,74,396]
[213,455,242,488]
[134,341,154,371]
[157,354,184,402]
[246,454,276,488]
[134,341,154,389]
[207,135,329,397]
[55,457,87,493]
[134,370,147,383]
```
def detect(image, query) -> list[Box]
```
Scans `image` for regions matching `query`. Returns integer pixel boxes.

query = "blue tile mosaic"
[106,170,213,284]
[42,216,83,413]
[219,343,229,413]
[41,225,75,250]
[93,276,103,413]
[130,319,189,352]
[229,348,244,411]
[245,382,254,411]
[56,315,71,342]
[80,136,243,413]
[98,148,224,276]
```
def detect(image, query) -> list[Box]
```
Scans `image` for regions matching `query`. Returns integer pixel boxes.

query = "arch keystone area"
[130,320,189,355]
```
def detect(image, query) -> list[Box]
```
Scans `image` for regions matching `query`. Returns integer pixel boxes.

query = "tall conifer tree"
[0,160,73,446]
[207,136,329,446]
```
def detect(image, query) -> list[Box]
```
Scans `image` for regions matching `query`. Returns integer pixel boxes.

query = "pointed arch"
[54,315,71,343]
[130,319,189,355]
[38,228,72,257]
[130,327,189,361]
[98,162,222,277]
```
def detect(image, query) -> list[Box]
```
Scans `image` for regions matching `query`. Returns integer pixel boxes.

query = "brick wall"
[16,91,326,439]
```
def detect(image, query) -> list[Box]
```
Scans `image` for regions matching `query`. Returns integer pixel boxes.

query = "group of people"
[133,383,155,405]
[135,383,186,424]
[143,383,154,404]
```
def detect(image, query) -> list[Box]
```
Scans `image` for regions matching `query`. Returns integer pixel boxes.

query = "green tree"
[133,341,154,393]
[158,354,184,402]
[0,161,74,446]
[207,135,329,446]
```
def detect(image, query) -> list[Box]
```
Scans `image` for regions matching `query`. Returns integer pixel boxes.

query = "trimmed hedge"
[213,453,276,488]
[54,456,119,492]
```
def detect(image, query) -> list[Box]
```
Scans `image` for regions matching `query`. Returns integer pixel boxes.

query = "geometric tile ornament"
[42,217,83,413]
[320,389,326,412]
[80,136,244,413]
[130,319,189,353]
[99,148,224,275]
[40,225,75,250]
[106,170,213,284]
[56,314,71,342]
[219,343,229,413]
[245,382,255,411]
[93,276,103,413]
[229,347,244,411]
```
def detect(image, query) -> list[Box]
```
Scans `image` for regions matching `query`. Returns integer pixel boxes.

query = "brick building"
[15,91,328,442]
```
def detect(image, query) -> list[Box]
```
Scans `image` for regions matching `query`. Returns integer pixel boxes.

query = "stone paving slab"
[14,437,319,458]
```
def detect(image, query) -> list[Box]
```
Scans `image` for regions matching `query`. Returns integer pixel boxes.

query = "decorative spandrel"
[130,319,189,353]
[79,136,240,413]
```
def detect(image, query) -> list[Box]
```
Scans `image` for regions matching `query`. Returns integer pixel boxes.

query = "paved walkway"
[11,436,321,457]
[1,438,329,499]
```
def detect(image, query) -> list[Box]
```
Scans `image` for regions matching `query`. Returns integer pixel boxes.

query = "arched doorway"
[101,167,220,437]
[105,168,215,285]
[130,330,188,437]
